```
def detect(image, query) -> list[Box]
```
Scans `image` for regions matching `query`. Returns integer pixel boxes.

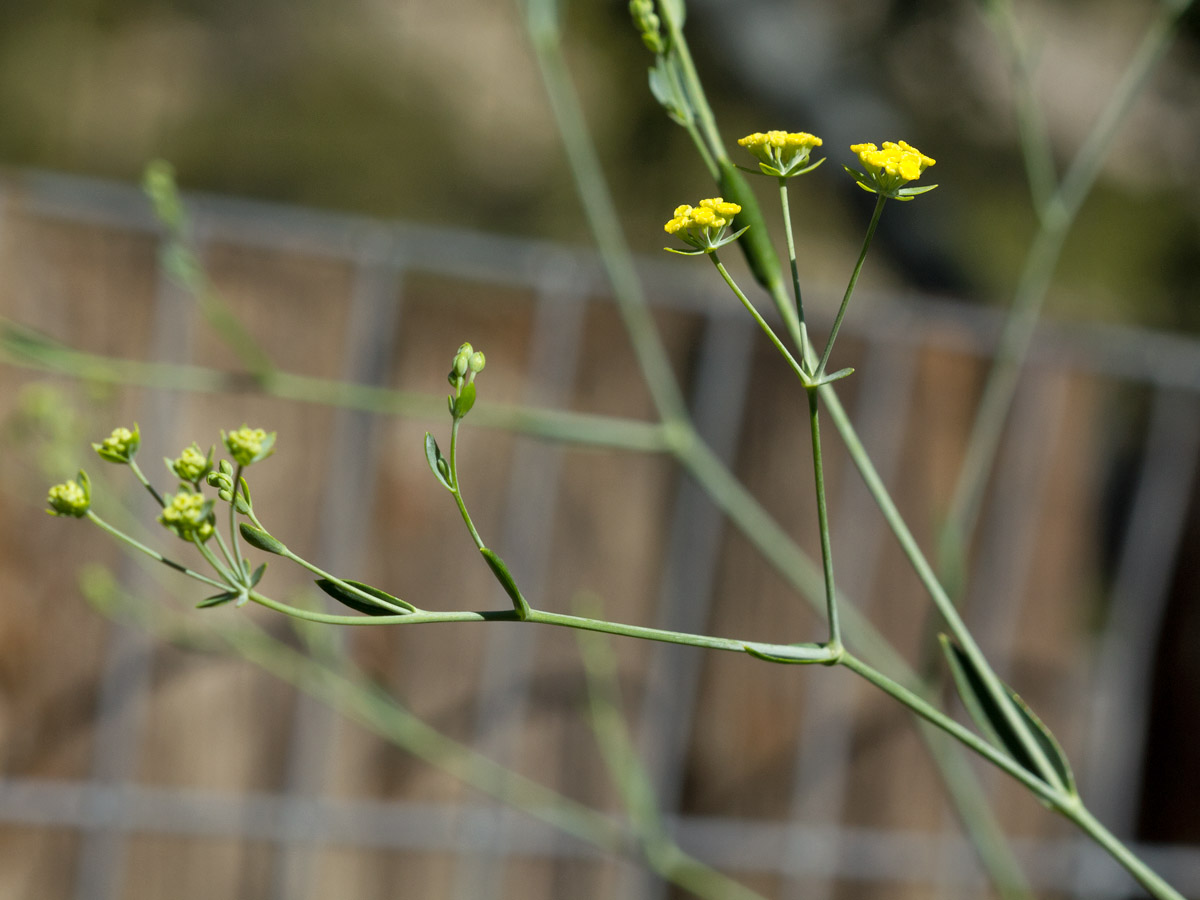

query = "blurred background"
[1,0,1199,898]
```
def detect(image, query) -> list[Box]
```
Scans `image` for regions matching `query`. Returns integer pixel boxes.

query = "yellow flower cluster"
[170,444,211,483]
[47,479,89,517]
[664,198,741,235]
[850,141,935,185]
[738,131,823,166]
[223,425,274,467]
[159,491,214,542]
[94,424,140,463]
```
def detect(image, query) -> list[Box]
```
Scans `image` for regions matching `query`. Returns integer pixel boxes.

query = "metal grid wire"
[2,169,1199,898]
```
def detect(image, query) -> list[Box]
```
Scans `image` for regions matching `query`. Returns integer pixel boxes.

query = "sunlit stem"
[85,510,229,591]
[806,386,840,648]
[709,253,806,382]
[817,193,887,377]
[128,459,165,508]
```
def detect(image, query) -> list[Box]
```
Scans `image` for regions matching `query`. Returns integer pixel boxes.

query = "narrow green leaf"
[314,578,414,615]
[197,590,240,609]
[939,635,1076,795]
[454,382,477,417]
[424,433,454,491]
[249,562,267,588]
[480,548,531,620]
[743,642,834,664]
[239,523,286,555]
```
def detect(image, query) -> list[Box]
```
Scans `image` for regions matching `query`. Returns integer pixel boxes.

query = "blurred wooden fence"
[0,170,1198,900]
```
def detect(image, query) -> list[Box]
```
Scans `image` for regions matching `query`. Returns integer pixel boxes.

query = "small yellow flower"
[663,197,742,252]
[93,425,140,464]
[738,131,824,177]
[47,475,91,517]
[222,425,275,467]
[847,141,936,199]
[159,490,215,542]
[169,444,212,483]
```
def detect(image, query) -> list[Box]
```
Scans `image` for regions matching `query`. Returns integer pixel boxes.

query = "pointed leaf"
[197,590,240,609]
[249,562,267,587]
[939,635,1076,795]
[480,548,531,620]
[239,523,286,555]
[454,382,476,417]
[314,578,414,615]
[424,433,454,491]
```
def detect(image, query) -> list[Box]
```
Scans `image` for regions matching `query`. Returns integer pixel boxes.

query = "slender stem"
[449,416,486,550]
[525,17,689,424]
[778,178,808,356]
[224,465,243,572]
[656,10,725,164]
[0,325,671,455]
[806,387,840,647]
[839,652,1056,802]
[127,459,165,508]
[816,194,886,377]
[944,1,1191,559]
[193,535,238,587]
[276,547,415,614]
[710,254,807,381]
[211,524,239,575]
[1063,803,1186,900]
[85,511,230,591]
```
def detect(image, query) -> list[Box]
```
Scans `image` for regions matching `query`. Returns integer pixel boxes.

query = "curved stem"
[778,178,808,360]
[816,194,886,377]
[806,387,840,648]
[127,459,165,508]
[85,511,230,591]
[710,254,807,381]
[449,416,486,550]
[228,464,245,573]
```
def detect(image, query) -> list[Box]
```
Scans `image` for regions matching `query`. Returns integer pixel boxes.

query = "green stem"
[0,324,670,455]
[276,547,415,614]
[85,511,230,591]
[127,459,165,508]
[525,17,689,424]
[193,535,238,587]
[806,387,840,648]
[778,178,807,354]
[1063,803,1186,900]
[944,0,1191,559]
[816,194,886,377]
[839,652,1056,802]
[228,464,245,574]
[656,7,726,163]
[449,416,486,550]
[710,254,807,382]
[211,525,239,576]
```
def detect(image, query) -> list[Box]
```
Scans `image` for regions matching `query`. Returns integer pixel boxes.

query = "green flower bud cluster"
[46,471,91,517]
[629,0,665,54]
[167,443,213,484]
[206,459,251,514]
[159,490,215,542]
[93,425,140,464]
[221,425,276,467]
[447,342,486,391]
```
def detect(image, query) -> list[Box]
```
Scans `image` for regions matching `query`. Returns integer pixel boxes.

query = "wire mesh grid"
[1,169,1198,899]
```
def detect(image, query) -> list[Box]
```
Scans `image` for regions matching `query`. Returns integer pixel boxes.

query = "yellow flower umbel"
[846,141,937,200]
[47,472,91,517]
[93,425,140,464]
[222,425,276,467]
[168,443,213,485]
[664,198,744,254]
[159,490,215,542]
[737,131,824,177]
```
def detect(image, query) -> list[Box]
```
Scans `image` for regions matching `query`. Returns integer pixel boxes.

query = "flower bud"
[468,351,486,373]
[222,425,276,467]
[159,490,215,542]
[168,443,212,483]
[47,472,91,517]
[93,425,140,464]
